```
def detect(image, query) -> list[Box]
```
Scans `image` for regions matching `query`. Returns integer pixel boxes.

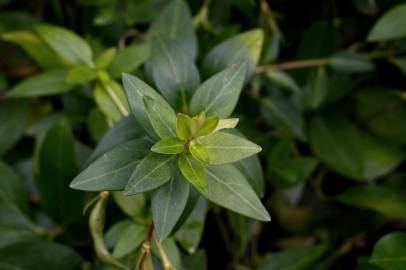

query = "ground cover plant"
[1,0,406,269]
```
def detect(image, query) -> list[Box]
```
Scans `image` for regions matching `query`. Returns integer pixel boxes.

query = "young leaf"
[125,153,176,195]
[178,153,208,192]
[143,96,177,139]
[70,139,151,191]
[149,33,200,106]
[176,113,192,140]
[214,118,239,132]
[66,64,97,84]
[201,165,270,221]
[190,63,246,118]
[198,131,262,165]
[203,29,263,79]
[35,24,94,67]
[0,100,30,156]
[151,137,185,155]
[152,171,190,241]
[370,232,406,269]
[198,117,219,136]
[368,3,406,41]
[122,73,174,139]
[189,143,210,164]
[109,43,149,78]
[96,47,116,70]
[8,70,72,97]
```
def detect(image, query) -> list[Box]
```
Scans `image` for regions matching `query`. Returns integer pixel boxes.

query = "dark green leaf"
[370,232,406,269]
[113,192,146,218]
[0,161,28,211]
[143,96,177,139]
[266,71,301,93]
[329,52,374,73]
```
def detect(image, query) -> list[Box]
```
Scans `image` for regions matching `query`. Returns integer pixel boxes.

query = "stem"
[146,222,154,242]
[256,58,329,73]
[154,234,172,269]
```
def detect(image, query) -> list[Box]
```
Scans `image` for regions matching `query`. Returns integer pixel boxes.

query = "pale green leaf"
[109,43,149,78]
[151,137,185,155]
[214,118,239,132]
[198,117,219,136]
[176,113,192,140]
[368,3,406,41]
[113,223,147,258]
[178,153,208,192]
[189,143,210,164]
[66,64,97,84]
[94,80,129,123]
[96,47,116,70]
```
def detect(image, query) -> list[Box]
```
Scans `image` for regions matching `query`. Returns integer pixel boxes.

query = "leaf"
[258,243,326,270]
[198,131,261,165]
[199,117,219,136]
[8,70,72,97]
[122,73,174,139]
[203,29,263,79]
[368,3,406,41]
[0,30,66,69]
[94,79,129,123]
[113,223,147,258]
[109,43,149,78]
[175,196,208,254]
[329,52,374,73]
[266,71,301,93]
[152,171,190,241]
[0,161,28,212]
[87,116,144,164]
[125,153,176,195]
[201,165,270,221]
[66,64,97,84]
[304,66,328,110]
[143,96,177,139]
[0,240,83,270]
[176,113,192,140]
[96,47,116,70]
[113,192,145,218]
[0,100,30,156]
[178,153,208,192]
[190,63,247,118]
[149,33,200,106]
[271,157,318,188]
[214,118,239,132]
[70,139,151,191]
[151,137,185,155]
[235,154,265,197]
[189,143,210,164]
[261,96,305,140]
[35,24,94,67]
[149,0,197,60]
[35,117,83,225]
[369,232,406,270]
[87,108,109,143]
[336,185,406,220]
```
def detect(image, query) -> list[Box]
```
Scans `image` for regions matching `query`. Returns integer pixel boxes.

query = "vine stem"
[256,58,329,73]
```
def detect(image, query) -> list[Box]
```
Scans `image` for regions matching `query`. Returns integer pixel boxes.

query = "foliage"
[1,0,406,269]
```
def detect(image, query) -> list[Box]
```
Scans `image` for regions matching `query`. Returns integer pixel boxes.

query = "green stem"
[101,81,129,117]
[154,234,172,270]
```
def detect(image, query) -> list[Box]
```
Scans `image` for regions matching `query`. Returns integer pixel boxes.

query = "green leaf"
[190,63,247,118]
[96,47,116,70]
[203,29,263,79]
[113,192,146,218]
[125,153,176,195]
[235,154,265,197]
[189,143,210,164]
[0,30,66,69]
[214,118,239,132]
[70,139,151,191]
[261,96,305,140]
[66,64,97,84]
[8,70,72,97]
[36,116,83,225]
[0,240,83,270]
[368,3,406,41]
[271,157,318,188]
[329,52,374,73]
[0,161,28,212]
[143,96,177,139]
[35,24,94,67]
[370,232,406,269]
[337,184,406,220]
[258,243,326,270]
[149,0,197,60]
[123,73,174,139]
[198,131,261,165]
[175,196,207,254]
[87,116,144,164]
[176,113,192,140]
[202,165,270,221]
[199,117,219,136]
[149,33,200,106]
[266,71,301,93]
[0,100,30,156]
[151,137,185,155]
[87,108,109,143]
[152,171,190,241]
[112,223,147,258]
[304,67,328,110]
[178,153,208,192]
[109,43,149,78]
[94,79,129,123]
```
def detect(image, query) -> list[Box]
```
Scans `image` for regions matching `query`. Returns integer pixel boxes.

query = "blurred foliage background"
[1,0,406,269]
